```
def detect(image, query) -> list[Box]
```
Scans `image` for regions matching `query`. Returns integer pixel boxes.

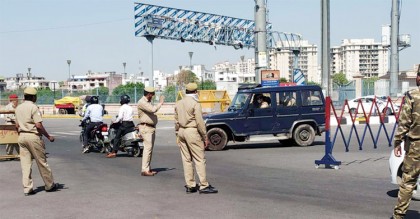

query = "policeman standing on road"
[174,83,218,194]
[4,94,20,156]
[106,95,134,158]
[137,87,164,176]
[392,66,420,218]
[15,87,58,196]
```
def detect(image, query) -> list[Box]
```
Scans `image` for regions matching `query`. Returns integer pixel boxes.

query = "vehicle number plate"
[102,132,108,136]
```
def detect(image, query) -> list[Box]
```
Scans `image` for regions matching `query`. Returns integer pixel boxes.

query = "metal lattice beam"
[134,3,302,51]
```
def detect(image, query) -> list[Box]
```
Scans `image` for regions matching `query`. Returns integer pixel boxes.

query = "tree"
[307,81,321,86]
[163,85,176,102]
[198,80,216,90]
[176,70,198,87]
[332,72,349,86]
[280,77,289,83]
[112,82,144,96]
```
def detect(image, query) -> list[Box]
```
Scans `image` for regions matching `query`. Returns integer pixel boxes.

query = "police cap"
[24,87,37,95]
[144,86,155,93]
[186,83,198,92]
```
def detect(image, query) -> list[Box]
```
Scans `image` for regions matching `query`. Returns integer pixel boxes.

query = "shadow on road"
[405,210,420,219]
[387,189,399,198]
[152,167,176,173]
[224,140,324,150]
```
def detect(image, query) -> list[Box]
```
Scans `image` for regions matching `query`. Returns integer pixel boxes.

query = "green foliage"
[198,80,216,90]
[332,72,349,86]
[112,82,144,96]
[280,77,289,83]
[163,85,176,102]
[307,81,321,86]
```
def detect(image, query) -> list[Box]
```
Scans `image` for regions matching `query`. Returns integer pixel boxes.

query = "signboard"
[261,70,280,87]
[258,52,267,67]
[293,69,305,85]
[147,18,164,28]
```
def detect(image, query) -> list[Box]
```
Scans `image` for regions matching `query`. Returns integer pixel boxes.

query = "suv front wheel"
[207,128,228,151]
[293,124,315,147]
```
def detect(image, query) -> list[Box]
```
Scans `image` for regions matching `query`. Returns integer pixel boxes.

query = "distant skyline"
[1,0,419,81]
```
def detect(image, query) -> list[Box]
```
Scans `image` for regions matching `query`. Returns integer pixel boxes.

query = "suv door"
[275,90,299,133]
[300,89,325,125]
[242,92,276,134]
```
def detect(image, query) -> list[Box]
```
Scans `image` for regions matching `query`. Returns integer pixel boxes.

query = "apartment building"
[269,40,319,84]
[331,39,389,80]
[68,71,122,92]
[213,58,256,83]
[5,73,50,90]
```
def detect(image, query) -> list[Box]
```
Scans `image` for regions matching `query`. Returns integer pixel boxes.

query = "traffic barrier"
[315,96,403,169]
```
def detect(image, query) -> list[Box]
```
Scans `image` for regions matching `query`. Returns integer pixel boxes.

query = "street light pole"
[67,60,71,93]
[123,62,126,75]
[188,52,193,70]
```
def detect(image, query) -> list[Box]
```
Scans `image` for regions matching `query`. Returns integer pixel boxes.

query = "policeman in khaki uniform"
[393,66,420,218]
[137,86,164,176]
[4,94,20,156]
[174,83,218,194]
[15,87,58,196]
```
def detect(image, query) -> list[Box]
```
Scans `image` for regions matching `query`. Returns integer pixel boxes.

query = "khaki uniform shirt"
[137,96,162,126]
[4,102,16,124]
[394,88,420,148]
[174,96,206,142]
[15,101,42,135]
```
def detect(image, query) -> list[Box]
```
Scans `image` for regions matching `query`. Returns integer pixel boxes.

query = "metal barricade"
[176,90,231,113]
[0,109,19,160]
[315,96,402,169]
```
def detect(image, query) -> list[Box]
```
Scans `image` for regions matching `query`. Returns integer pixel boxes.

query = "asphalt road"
[0,119,419,219]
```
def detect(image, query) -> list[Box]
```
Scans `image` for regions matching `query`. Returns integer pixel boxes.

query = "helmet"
[120,95,130,105]
[85,95,92,104]
[90,96,99,104]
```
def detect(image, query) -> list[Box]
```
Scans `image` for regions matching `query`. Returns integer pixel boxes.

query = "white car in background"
[347,96,400,115]
[389,142,420,200]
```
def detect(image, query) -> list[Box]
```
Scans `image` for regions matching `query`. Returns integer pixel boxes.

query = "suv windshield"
[228,93,250,111]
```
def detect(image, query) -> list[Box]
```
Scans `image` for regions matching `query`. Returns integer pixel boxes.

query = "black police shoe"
[24,190,36,196]
[199,185,218,194]
[46,183,59,192]
[185,185,198,194]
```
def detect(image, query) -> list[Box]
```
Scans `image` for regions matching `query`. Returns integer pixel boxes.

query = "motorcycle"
[79,119,110,153]
[106,122,143,157]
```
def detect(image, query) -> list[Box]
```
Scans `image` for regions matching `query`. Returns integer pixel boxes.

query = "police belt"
[140,123,155,128]
[180,126,197,129]
[19,131,41,136]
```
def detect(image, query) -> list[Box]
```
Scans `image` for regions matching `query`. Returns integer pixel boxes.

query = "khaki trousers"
[140,125,156,172]
[6,143,20,155]
[178,128,209,189]
[394,141,420,218]
[18,133,54,193]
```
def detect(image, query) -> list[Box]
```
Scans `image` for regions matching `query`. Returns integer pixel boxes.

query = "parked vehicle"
[106,123,143,157]
[389,142,420,200]
[55,96,83,114]
[79,119,109,153]
[204,84,326,150]
[347,96,400,115]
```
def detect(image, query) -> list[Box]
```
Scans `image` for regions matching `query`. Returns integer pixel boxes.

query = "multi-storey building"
[331,39,389,80]
[5,73,50,90]
[212,58,255,83]
[269,40,319,84]
[68,71,122,92]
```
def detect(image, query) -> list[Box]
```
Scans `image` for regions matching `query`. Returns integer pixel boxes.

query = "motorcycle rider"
[81,96,104,153]
[106,95,134,158]
[79,95,92,117]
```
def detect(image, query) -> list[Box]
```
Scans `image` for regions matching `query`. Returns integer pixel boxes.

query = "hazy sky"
[0,0,418,81]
